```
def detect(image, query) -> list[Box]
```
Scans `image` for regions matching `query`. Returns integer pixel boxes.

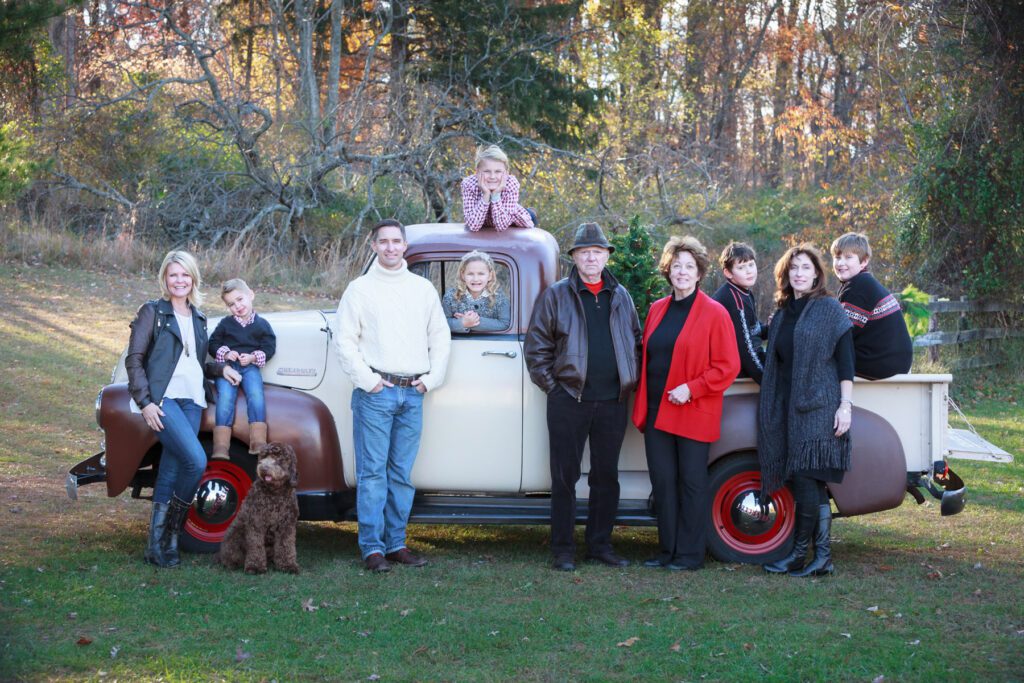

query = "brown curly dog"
[217,442,300,574]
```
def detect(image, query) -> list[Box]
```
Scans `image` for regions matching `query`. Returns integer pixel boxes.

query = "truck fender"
[99,383,348,497]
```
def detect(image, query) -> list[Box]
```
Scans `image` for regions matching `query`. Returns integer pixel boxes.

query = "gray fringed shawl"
[758,296,853,494]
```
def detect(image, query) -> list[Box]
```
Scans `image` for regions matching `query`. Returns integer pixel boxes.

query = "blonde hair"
[454,250,499,301]
[658,235,710,285]
[830,232,872,262]
[475,144,509,169]
[158,250,204,307]
[221,278,252,298]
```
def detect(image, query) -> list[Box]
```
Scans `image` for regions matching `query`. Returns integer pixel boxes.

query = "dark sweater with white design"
[711,282,765,383]
[837,271,912,379]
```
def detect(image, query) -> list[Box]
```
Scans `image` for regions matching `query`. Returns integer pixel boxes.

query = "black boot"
[143,502,172,567]
[160,495,192,568]
[790,504,834,577]
[763,506,815,574]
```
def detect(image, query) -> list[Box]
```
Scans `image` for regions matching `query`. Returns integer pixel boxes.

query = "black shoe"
[551,553,576,571]
[790,504,835,577]
[642,557,666,568]
[586,550,629,568]
[143,502,172,567]
[159,495,192,568]
[666,561,702,571]
[763,505,816,574]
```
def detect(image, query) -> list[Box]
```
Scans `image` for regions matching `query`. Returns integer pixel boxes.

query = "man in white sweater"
[335,219,452,572]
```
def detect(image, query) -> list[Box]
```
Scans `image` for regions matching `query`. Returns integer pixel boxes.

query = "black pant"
[546,387,627,556]
[644,417,710,567]
[790,474,828,509]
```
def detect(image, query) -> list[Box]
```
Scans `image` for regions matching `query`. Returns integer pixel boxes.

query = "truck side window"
[411,259,513,333]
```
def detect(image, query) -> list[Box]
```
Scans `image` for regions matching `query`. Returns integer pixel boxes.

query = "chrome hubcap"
[194,478,238,526]
[731,491,778,537]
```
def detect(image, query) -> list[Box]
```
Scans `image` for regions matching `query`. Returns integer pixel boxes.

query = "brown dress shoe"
[364,553,392,573]
[585,550,630,567]
[551,553,576,571]
[385,548,428,567]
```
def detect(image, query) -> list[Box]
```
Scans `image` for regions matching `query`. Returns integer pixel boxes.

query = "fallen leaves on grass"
[617,636,640,648]
[76,636,92,646]
[110,645,120,659]
[234,646,252,662]
[669,640,681,652]
[399,608,413,617]
[302,598,318,612]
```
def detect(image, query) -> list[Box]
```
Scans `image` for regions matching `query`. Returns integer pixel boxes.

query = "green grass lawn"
[1,263,1022,682]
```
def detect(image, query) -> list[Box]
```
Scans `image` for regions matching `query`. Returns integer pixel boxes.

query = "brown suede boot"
[249,422,268,454]
[211,426,232,460]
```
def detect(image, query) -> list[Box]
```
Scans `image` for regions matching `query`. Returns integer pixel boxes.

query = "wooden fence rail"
[912,297,1024,369]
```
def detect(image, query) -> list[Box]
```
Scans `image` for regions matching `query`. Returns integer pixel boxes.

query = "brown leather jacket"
[525,267,642,402]
[125,299,224,409]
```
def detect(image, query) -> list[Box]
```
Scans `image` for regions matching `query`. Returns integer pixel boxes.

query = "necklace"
[176,310,193,357]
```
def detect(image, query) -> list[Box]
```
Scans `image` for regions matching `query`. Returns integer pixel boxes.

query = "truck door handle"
[482,351,517,358]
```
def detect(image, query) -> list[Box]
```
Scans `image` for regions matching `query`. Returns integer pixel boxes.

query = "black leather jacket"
[525,267,642,402]
[125,299,223,410]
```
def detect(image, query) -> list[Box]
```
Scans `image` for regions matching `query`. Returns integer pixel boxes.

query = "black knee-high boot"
[763,505,815,574]
[160,495,192,568]
[144,502,172,567]
[790,504,834,577]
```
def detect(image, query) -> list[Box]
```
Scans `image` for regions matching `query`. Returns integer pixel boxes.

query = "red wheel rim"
[186,461,252,543]
[711,470,794,555]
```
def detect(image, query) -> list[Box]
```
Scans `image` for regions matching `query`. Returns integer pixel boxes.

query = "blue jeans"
[215,363,266,426]
[351,385,424,559]
[153,398,207,504]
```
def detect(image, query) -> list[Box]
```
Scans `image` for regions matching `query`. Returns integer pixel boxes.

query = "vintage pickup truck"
[67,223,1011,563]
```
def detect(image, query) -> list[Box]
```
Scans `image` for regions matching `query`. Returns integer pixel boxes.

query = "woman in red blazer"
[632,236,740,570]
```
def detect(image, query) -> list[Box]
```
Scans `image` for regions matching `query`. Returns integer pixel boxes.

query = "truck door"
[408,257,524,493]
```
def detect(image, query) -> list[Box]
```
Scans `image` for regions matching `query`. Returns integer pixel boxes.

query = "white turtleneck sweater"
[335,259,452,393]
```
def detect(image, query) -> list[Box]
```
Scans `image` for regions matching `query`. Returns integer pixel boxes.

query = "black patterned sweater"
[837,272,913,380]
[711,281,766,383]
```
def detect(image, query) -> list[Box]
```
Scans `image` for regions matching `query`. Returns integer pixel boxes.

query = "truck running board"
[408,495,657,526]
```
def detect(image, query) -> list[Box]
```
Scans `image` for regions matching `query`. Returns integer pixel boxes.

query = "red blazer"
[632,290,740,442]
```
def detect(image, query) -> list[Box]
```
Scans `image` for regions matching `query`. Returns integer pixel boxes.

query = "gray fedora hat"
[569,222,614,254]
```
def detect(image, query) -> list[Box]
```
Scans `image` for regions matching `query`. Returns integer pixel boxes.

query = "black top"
[711,282,766,383]
[775,297,854,400]
[645,289,697,415]
[837,272,913,379]
[578,281,620,401]
[209,314,277,360]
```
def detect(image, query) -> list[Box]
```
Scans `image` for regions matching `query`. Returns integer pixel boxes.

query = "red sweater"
[632,290,740,442]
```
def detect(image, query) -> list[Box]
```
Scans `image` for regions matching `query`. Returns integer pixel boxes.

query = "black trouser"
[644,415,710,567]
[546,387,627,556]
[790,474,829,509]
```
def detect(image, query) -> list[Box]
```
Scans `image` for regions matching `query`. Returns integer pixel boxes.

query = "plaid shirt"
[460,174,535,231]
[215,312,267,367]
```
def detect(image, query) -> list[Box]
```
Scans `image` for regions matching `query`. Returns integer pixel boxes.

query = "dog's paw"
[244,564,267,575]
[279,563,300,574]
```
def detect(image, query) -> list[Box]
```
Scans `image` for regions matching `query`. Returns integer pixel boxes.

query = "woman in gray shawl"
[758,244,854,577]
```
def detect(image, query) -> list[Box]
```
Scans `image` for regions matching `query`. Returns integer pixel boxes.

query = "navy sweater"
[209,314,277,361]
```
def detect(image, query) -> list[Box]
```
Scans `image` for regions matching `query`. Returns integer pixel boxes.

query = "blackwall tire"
[706,452,794,564]
[178,438,256,554]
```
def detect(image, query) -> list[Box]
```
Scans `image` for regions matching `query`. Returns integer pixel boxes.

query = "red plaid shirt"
[215,312,267,367]
[460,174,535,231]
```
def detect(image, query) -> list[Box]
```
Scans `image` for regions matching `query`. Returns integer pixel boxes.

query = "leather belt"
[371,368,422,388]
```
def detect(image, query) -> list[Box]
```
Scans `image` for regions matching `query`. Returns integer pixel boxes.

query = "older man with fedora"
[525,222,642,571]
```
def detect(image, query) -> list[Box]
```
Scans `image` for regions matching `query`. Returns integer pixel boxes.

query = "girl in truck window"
[125,250,242,568]
[460,145,537,231]
[442,250,511,333]
[758,244,854,578]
